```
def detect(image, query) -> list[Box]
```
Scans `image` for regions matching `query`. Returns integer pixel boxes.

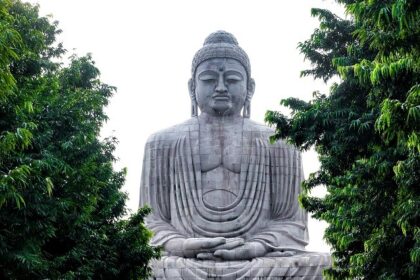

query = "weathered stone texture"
[139,31,331,279]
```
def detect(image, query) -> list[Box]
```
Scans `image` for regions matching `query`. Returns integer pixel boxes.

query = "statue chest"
[199,122,242,172]
[198,121,242,208]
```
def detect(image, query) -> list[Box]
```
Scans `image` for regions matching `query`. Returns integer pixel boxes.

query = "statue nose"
[215,76,228,93]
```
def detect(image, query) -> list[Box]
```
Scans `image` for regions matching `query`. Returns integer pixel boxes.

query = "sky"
[27,0,346,252]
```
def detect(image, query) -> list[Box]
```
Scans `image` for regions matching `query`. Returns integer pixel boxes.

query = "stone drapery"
[140,117,308,251]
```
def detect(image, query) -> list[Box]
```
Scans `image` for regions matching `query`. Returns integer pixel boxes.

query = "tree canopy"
[266,0,419,279]
[0,0,160,279]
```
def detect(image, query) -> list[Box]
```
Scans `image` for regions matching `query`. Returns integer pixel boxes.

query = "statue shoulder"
[244,119,275,134]
[244,119,298,151]
[146,117,198,144]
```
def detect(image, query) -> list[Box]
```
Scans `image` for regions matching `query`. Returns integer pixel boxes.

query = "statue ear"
[188,78,194,95]
[188,78,198,117]
[243,78,255,118]
[248,78,255,100]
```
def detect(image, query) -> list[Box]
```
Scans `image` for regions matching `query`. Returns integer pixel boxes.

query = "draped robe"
[139,117,330,279]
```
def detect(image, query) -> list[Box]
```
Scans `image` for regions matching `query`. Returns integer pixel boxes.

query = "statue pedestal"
[151,252,331,280]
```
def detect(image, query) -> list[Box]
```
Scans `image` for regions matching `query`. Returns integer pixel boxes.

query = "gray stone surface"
[151,252,331,280]
[139,31,330,279]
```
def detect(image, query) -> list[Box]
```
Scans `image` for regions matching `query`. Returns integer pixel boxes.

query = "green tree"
[266,1,419,279]
[0,1,160,279]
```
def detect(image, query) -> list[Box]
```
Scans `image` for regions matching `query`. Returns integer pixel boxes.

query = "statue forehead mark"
[218,59,227,72]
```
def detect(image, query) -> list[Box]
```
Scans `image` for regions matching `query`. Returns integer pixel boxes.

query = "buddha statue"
[139,31,330,279]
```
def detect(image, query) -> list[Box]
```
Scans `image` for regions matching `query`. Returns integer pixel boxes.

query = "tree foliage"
[0,0,160,279]
[266,1,419,279]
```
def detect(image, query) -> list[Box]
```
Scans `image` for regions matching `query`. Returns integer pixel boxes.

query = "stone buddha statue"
[139,31,330,279]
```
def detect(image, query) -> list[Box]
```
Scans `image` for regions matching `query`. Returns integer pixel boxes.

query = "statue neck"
[198,112,243,124]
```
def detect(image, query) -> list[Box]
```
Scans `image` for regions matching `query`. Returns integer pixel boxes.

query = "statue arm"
[250,146,308,251]
[139,138,186,246]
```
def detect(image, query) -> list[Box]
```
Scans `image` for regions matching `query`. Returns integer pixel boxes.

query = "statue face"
[195,58,248,116]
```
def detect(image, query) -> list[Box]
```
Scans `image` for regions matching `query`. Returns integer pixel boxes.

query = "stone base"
[151,252,331,280]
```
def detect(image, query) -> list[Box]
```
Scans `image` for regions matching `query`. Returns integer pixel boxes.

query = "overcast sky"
[27,0,346,252]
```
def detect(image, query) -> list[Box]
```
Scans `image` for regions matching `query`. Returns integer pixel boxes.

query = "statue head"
[189,31,255,117]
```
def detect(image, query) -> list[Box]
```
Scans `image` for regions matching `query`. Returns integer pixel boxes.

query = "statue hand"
[212,237,244,250]
[165,237,227,258]
[213,241,268,260]
[196,238,244,260]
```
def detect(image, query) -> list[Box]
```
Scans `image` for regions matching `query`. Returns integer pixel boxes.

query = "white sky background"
[28,0,346,253]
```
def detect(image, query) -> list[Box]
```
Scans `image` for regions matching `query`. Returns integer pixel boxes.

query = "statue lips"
[212,94,230,101]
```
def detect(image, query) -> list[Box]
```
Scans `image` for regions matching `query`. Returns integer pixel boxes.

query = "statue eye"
[199,74,217,82]
[225,75,242,83]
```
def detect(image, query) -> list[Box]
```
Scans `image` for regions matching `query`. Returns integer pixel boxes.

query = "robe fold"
[139,117,330,279]
[140,117,308,248]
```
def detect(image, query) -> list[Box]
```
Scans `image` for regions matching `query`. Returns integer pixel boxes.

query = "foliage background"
[266,0,419,279]
[0,1,160,278]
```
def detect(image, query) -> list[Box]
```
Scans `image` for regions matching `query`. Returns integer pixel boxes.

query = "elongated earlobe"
[188,79,198,117]
[243,101,251,118]
[191,100,198,117]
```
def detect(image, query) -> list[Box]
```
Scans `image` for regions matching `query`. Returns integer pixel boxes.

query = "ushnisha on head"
[189,31,255,118]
